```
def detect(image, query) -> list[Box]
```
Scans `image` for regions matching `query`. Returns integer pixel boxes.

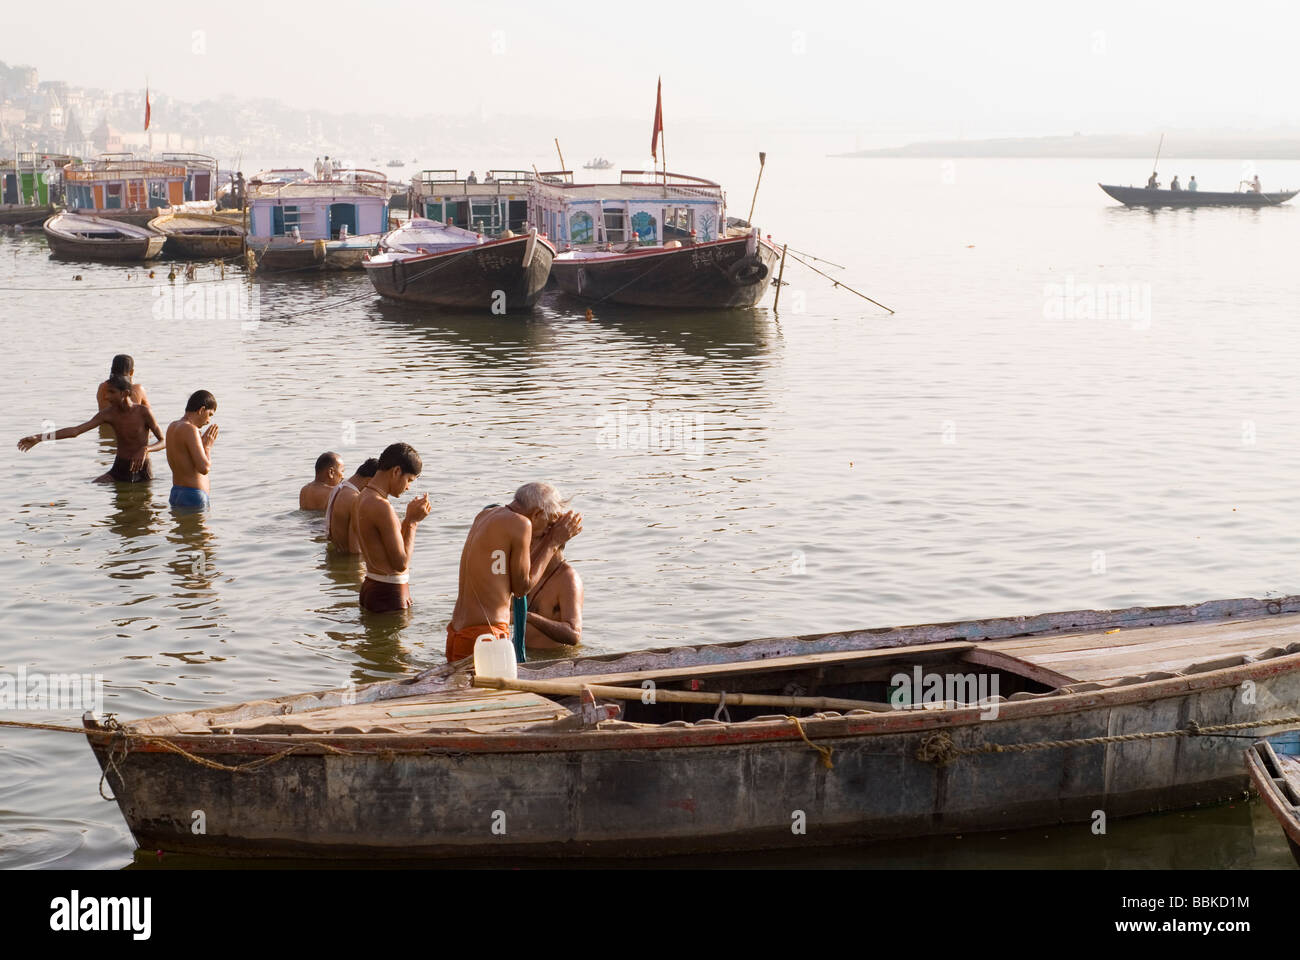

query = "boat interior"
[119,610,1300,739]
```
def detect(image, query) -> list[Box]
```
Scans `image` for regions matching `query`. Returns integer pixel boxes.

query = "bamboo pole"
[746,151,766,226]
[772,242,788,314]
[554,138,566,173]
[473,674,893,713]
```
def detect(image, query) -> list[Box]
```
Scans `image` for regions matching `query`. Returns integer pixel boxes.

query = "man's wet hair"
[186,390,217,413]
[357,457,380,478]
[110,354,134,377]
[315,452,342,474]
[106,373,132,393]
[377,443,422,476]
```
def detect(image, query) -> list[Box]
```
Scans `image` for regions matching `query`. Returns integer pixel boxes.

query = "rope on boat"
[782,248,895,315]
[786,715,834,769]
[914,713,1300,766]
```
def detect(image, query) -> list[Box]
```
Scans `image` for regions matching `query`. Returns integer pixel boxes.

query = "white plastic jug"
[473,632,517,681]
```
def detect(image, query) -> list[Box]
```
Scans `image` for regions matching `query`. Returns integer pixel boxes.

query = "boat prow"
[1245,735,1300,866]
[43,212,165,261]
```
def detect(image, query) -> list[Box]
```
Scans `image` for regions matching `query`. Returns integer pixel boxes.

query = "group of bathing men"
[14,353,584,662]
[300,450,584,660]
[16,354,217,509]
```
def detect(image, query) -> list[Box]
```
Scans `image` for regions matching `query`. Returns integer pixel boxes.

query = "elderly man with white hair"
[445,482,582,662]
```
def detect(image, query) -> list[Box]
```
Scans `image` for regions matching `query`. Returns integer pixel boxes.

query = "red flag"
[650,77,663,161]
[144,86,151,131]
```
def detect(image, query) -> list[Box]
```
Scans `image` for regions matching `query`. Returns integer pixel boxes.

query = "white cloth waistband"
[366,571,410,585]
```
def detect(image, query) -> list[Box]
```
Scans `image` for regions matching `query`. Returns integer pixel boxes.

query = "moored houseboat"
[533,170,780,308]
[43,211,165,261]
[84,594,1300,860]
[63,154,190,226]
[407,168,533,238]
[1,152,77,225]
[245,170,389,271]
[364,217,555,312]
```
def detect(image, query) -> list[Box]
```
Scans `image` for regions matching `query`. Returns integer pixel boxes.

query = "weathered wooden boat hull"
[551,236,780,308]
[1245,739,1300,866]
[43,214,165,262]
[89,208,168,227]
[85,595,1300,859]
[0,204,57,225]
[249,237,379,272]
[1099,183,1298,207]
[149,212,246,260]
[364,232,555,311]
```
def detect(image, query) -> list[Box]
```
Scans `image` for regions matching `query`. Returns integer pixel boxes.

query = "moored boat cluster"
[22,154,782,311]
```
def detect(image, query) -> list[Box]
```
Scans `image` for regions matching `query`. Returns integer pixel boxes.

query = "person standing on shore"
[165,390,218,510]
[352,443,430,612]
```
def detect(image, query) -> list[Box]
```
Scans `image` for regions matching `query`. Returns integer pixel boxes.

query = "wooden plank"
[1020,632,1296,681]
[573,642,977,687]
[385,693,549,718]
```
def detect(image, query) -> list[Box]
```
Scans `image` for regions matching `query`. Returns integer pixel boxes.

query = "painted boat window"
[105,183,123,209]
[424,200,443,222]
[570,211,594,244]
[148,180,169,208]
[630,211,657,244]
[2,174,16,206]
[126,180,145,209]
[663,206,693,240]
[470,201,500,235]
[603,206,627,242]
[271,205,303,236]
[507,199,528,232]
[328,202,358,239]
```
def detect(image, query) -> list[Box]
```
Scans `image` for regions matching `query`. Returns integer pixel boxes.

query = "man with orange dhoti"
[445,482,581,662]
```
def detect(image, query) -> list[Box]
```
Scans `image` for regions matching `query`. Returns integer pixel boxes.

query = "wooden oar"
[474,674,894,713]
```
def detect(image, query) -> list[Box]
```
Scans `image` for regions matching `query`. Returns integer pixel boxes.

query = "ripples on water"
[3,155,1299,867]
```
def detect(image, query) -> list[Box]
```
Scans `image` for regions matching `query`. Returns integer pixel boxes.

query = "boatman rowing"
[445,482,581,662]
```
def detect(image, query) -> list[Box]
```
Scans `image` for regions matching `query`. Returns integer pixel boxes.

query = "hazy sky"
[5,0,1300,143]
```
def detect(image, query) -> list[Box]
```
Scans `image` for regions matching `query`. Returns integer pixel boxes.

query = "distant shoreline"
[834,135,1300,160]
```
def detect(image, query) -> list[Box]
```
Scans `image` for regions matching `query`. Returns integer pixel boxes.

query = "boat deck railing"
[414,169,538,194]
[65,161,187,181]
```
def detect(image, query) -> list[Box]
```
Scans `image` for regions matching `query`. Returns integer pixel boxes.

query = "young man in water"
[96,354,148,410]
[445,482,581,662]
[17,374,164,482]
[165,390,218,509]
[326,457,379,553]
[300,452,343,510]
[352,443,431,612]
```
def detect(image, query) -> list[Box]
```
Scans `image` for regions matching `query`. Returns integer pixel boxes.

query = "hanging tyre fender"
[726,254,768,286]
[392,257,408,295]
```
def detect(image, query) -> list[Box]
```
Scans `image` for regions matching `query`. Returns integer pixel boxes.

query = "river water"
[2,149,1299,868]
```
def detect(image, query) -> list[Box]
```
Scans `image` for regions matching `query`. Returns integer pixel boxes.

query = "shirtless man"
[445,482,582,662]
[17,374,164,483]
[525,541,584,650]
[351,443,431,612]
[165,390,218,510]
[95,354,148,411]
[326,457,378,553]
[300,452,343,510]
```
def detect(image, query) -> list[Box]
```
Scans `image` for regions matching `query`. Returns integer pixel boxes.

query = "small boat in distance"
[1099,183,1297,207]
[1245,735,1300,866]
[364,219,554,312]
[387,160,404,168]
[43,212,165,261]
[583,157,614,170]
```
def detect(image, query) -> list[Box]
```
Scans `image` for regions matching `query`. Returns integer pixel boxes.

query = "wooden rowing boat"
[148,209,246,260]
[84,595,1300,859]
[1245,735,1300,866]
[43,212,165,262]
[1099,183,1298,208]
[551,233,780,309]
[364,223,555,311]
